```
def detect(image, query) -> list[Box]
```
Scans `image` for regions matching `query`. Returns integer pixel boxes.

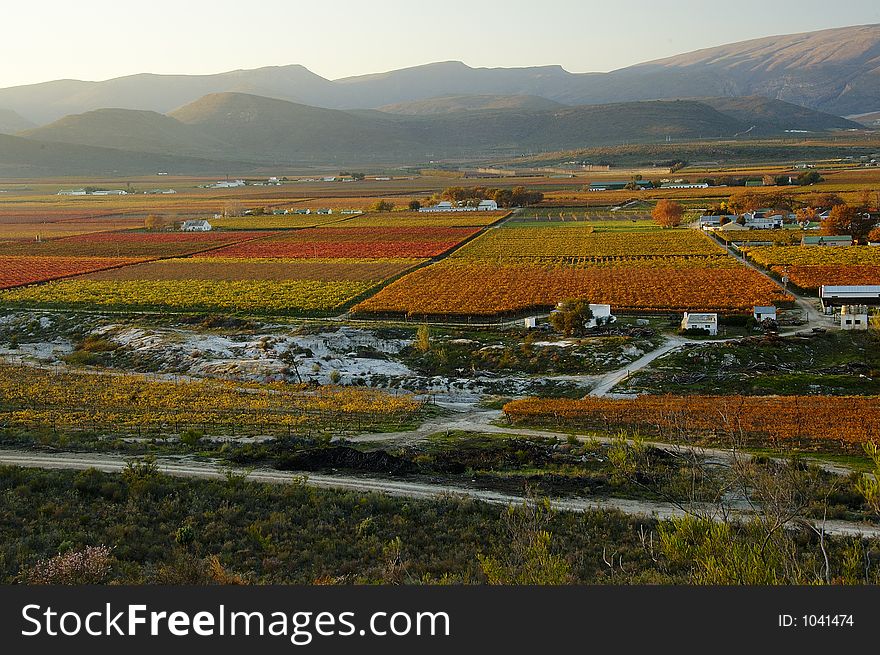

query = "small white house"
[586,304,615,329]
[753,306,777,322]
[315,208,333,215]
[180,219,212,232]
[840,305,870,331]
[681,312,718,335]
[477,199,499,211]
[524,316,538,329]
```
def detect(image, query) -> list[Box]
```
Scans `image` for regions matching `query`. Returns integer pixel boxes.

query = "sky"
[0,0,878,88]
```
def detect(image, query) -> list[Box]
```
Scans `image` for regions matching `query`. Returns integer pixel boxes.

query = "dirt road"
[1,449,876,537]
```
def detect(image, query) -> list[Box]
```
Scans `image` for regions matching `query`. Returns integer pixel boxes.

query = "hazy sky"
[1,0,878,88]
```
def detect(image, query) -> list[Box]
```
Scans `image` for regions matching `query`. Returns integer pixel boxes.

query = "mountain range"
[0,24,875,175]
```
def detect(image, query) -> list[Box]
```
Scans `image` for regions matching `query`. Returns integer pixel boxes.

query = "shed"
[753,306,777,322]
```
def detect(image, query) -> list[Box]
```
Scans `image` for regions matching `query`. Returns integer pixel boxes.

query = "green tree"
[549,299,593,337]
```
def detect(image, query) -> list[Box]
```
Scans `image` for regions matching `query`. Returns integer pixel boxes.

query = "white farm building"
[180,220,212,232]
[681,312,718,336]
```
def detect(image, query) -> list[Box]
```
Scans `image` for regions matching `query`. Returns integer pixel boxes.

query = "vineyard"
[714,229,804,245]
[452,224,724,261]
[353,259,791,317]
[81,257,423,282]
[503,394,880,451]
[335,211,508,229]
[744,245,880,268]
[0,278,379,314]
[0,365,422,437]
[0,256,145,290]
[0,231,271,258]
[201,226,480,259]
[771,265,880,290]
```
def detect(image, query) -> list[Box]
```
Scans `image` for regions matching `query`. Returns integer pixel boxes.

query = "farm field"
[0,278,379,315]
[356,222,789,317]
[714,229,804,245]
[81,257,423,282]
[333,210,508,228]
[452,223,723,261]
[0,256,146,289]
[744,245,880,290]
[0,364,421,437]
[208,214,343,230]
[353,259,791,317]
[503,394,880,451]
[0,220,138,240]
[0,230,270,258]
[201,226,480,259]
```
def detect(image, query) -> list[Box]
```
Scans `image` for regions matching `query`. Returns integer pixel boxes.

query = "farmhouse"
[57,189,87,196]
[753,306,777,322]
[802,235,853,247]
[209,179,245,189]
[715,221,749,232]
[839,305,870,331]
[91,190,128,196]
[478,199,499,211]
[743,212,784,229]
[419,200,497,213]
[681,312,718,335]
[180,220,212,232]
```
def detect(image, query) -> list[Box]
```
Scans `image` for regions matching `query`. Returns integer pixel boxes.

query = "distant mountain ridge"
[14,92,860,170]
[0,23,878,124]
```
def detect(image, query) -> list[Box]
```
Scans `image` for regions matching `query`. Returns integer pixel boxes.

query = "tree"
[414,324,432,353]
[795,170,823,185]
[370,200,395,212]
[408,200,421,211]
[726,192,764,214]
[804,192,844,210]
[143,214,167,231]
[651,200,685,228]
[549,299,593,337]
[821,204,876,242]
[868,227,880,244]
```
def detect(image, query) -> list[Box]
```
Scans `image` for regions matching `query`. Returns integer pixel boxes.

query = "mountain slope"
[0,108,35,134]
[0,133,252,177]
[378,94,565,114]
[7,92,861,169]
[19,109,231,157]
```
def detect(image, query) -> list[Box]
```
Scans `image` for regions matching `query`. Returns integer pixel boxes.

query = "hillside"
[1,24,878,124]
[378,94,565,115]
[0,108,34,134]
[0,133,255,177]
[20,108,231,158]
[3,93,862,168]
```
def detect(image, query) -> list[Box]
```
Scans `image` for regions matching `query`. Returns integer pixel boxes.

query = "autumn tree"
[868,227,880,244]
[804,192,844,210]
[143,214,168,230]
[726,192,764,214]
[821,204,876,242]
[408,200,421,211]
[651,199,685,228]
[370,200,395,212]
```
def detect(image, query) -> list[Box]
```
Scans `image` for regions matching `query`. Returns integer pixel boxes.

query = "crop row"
[353,260,792,316]
[0,279,377,314]
[453,224,724,260]
[0,256,146,290]
[0,364,420,435]
[502,394,880,449]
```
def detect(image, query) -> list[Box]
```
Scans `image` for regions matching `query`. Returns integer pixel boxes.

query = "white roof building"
[681,312,718,335]
[753,306,777,322]
[180,219,212,232]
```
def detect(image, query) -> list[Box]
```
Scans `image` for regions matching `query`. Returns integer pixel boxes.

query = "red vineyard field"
[200,226,480,259]
[353,260,793,317]
[0,256,146,289]
[503,394,880,449]
[0,231,272,258]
